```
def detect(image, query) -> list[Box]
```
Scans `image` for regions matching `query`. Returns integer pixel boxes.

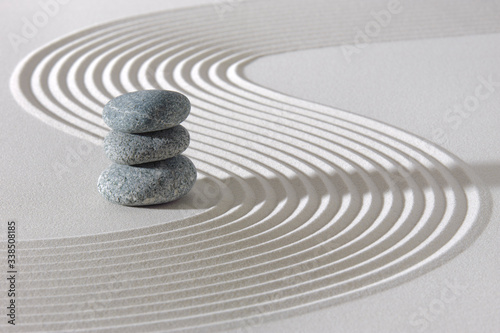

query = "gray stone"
[97,155,197,206]
[102,90,190,133]
[104,125,190,165]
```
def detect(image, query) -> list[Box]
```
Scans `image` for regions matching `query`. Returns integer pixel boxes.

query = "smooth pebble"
[102,90,190,133]
[97,155,197,206]
[104,125,190,165]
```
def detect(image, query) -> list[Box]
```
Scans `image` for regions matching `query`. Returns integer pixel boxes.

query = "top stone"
[102,90,190,133]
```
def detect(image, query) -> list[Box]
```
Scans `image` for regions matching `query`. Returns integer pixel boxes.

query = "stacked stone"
[97,90,197,206]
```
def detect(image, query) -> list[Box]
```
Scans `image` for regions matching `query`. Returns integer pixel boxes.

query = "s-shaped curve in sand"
[8,0,497,332]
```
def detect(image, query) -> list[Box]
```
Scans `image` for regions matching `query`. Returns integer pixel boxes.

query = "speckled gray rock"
[97,155,197,206]
[102,90,190,133]
[104,125,190,165]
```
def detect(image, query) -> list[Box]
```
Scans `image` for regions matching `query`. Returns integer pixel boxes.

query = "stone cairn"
[97,90,197,206]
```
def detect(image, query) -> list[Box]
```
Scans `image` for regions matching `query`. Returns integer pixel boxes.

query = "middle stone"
[104,125,190,165]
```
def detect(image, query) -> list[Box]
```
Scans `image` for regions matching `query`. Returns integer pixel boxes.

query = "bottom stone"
[97,155,197,206]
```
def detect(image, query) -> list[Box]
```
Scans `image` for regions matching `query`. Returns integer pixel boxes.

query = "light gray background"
[1,0,499,332]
